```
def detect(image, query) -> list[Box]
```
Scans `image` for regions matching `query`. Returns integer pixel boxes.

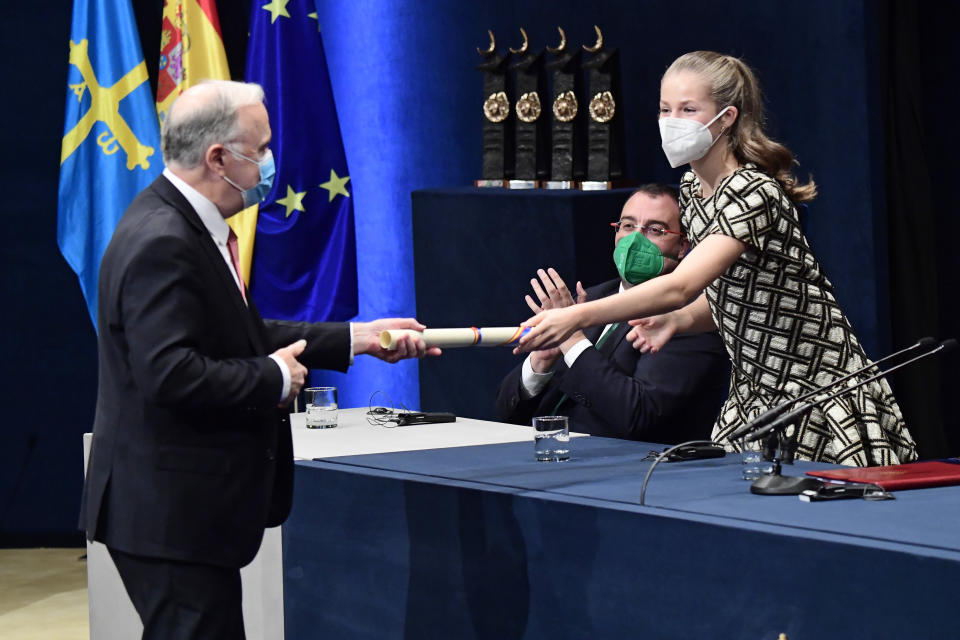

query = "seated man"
[496,184,729,443]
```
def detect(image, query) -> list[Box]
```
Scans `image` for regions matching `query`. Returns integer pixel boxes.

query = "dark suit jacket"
[496,279,730,444]
[81,175,351,569]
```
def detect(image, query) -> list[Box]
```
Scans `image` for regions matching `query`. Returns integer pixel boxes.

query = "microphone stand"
[750,430,823,495]
[747,339,956,495]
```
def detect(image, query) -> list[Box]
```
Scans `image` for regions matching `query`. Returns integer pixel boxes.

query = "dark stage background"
[1,0,956,544]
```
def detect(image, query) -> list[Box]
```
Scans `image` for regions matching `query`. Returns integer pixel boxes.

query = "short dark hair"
[630,183,679,204]
[621,184,685,234]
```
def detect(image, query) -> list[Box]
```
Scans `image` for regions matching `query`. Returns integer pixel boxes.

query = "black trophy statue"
[508,28,548,188]
[581,26,627,189]
[544,27,585,189]
[476,30,513,187]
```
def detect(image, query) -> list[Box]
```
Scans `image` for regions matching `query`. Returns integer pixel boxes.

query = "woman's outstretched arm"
[515,233,745,353]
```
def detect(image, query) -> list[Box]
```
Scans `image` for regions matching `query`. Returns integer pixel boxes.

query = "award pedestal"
[544,180,580,190]
[581,179,635,191]
[475,179,508,188]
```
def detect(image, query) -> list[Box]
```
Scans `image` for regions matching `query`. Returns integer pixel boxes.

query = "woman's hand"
[627,314,678,354]
[514,306,582,354]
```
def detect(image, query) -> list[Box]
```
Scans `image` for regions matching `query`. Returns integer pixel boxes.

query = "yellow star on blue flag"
[319,169,350,202]
[261,0,291,23]
[276,184,307,218]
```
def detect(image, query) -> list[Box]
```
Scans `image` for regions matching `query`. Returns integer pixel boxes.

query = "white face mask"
[658,106,732,168]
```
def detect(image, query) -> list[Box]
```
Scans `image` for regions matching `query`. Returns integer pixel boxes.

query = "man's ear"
[678,237,691,259]
[206,144,227,176]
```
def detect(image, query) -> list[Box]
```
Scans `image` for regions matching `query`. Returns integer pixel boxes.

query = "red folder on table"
[806,459,960,490]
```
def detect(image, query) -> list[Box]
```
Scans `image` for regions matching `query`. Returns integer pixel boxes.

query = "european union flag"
[246,0,359,322]
[58,0,163,327]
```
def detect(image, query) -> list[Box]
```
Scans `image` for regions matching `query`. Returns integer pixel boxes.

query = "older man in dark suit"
[497,185,728,443]
[81,80,437,639]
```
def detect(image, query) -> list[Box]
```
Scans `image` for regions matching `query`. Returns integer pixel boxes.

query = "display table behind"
[411,187,632,420]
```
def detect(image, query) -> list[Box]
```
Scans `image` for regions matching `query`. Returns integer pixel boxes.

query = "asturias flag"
[245,0,358,322]
[58,0,163,327]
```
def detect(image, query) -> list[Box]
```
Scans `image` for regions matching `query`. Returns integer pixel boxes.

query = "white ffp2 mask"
[658,106,731,168]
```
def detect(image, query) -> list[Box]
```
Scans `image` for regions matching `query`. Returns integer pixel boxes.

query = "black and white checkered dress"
[680,164,917,466]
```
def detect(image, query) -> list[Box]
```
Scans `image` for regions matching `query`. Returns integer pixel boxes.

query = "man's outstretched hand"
[353,318,442,363]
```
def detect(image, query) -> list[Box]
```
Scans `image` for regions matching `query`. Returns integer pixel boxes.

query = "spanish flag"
[156,0,258,284]
[155,0,229,121]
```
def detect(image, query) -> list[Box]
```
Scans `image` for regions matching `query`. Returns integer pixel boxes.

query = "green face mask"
[613,232,679,285]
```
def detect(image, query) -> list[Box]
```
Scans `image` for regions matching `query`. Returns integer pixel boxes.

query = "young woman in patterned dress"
[516,51,917,466]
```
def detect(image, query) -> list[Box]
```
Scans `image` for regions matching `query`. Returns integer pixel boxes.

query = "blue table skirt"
[283,436,960,639]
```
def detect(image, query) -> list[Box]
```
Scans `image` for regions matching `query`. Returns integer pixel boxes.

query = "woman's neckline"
[691,163,752,200]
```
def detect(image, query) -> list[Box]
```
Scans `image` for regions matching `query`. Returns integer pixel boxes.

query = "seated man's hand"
[353,318,442,363]
[560,329,589,354]
[524,268,588,367]
[525,267,587,313]
[529,347,559,373]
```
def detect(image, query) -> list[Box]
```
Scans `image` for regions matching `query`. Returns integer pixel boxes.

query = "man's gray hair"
[161,80,265,169]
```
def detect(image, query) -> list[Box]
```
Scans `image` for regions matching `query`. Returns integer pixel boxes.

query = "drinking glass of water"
[741,437,766,480]
[533,415,570,462]
[305,387,338,429]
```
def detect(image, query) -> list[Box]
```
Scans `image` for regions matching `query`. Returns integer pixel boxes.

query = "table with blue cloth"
[282,433,960,639]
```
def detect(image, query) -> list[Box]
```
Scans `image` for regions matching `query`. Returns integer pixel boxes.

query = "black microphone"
[727,336,938,442]
[746,338,957,442]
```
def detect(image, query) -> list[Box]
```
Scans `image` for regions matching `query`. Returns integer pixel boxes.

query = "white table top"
[292,407,586,460]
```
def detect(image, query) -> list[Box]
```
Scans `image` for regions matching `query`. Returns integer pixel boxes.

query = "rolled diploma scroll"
[379,327,531,350]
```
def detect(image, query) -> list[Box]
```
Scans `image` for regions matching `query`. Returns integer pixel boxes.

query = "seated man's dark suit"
[81,174,351,635]
[496,279,729,443]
